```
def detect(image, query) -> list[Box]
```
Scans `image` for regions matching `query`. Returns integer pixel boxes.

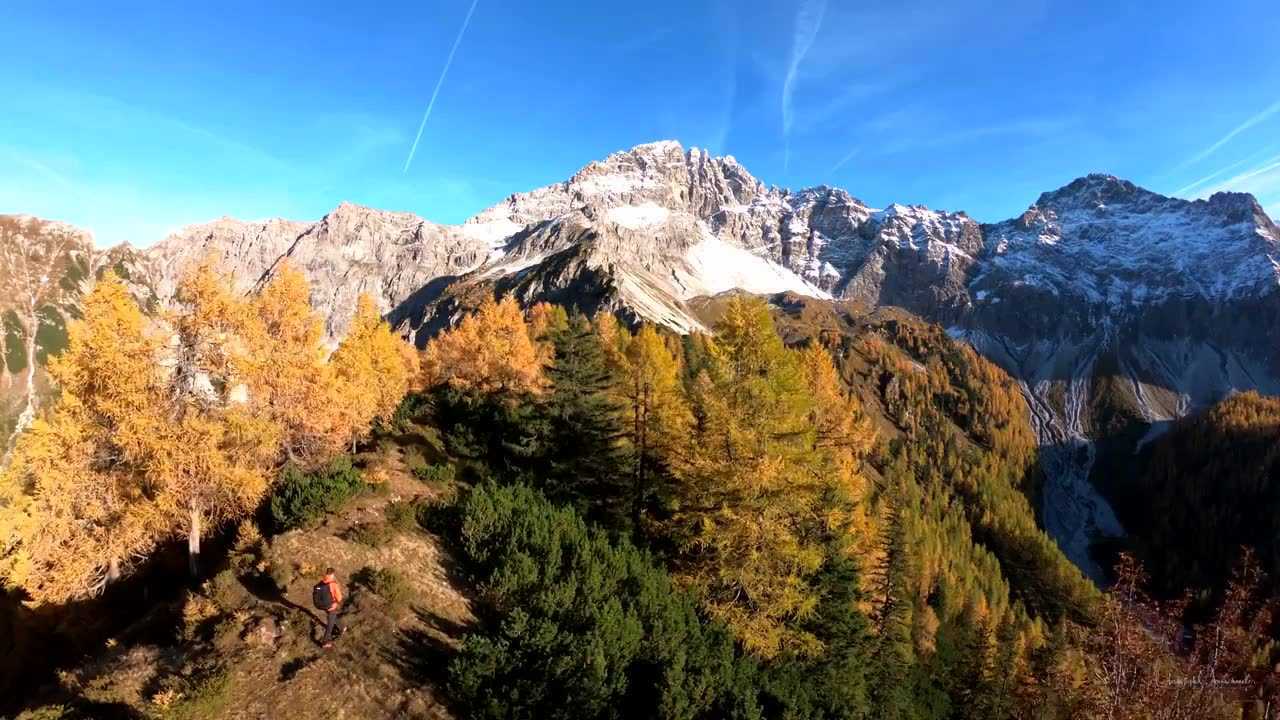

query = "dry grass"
[42,425,471,719]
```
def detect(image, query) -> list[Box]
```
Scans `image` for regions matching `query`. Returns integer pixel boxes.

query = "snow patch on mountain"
[679,225,831,301]
[460,218,524,247]
[607,203,671,229]
[979,178,1280,306]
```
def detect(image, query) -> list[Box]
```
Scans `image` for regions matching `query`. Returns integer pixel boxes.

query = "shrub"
[15,705,71,720]
[412,462,455,485]
[382,392,431,434]
[157,667,233,720]
[181,592,221,640]
[266,559,295,594]
[384,500,419,533]
[268,457,365,530]
[233,520,263,553]
[353,566,411,607]
[345,522,395,547]
[206,569,247,611]
[447,483,761,719]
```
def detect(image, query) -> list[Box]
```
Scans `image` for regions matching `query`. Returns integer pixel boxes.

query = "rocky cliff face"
[1,216,113,458]
[951,177,1280,576]
[5,141,1279,579]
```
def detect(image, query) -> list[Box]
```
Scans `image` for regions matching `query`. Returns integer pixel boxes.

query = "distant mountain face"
[4,140,1279,578]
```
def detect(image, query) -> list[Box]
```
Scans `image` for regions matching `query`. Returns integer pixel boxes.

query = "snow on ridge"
[629,139,683,153]
[982,198,1280,303]
[572,172,656,196]
[607,203,671,229]
[477,252,546,280]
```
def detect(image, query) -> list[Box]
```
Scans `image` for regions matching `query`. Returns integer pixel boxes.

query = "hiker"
[313,568,344,648]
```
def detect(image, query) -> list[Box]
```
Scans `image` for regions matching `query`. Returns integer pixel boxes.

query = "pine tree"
[538,313,625,518]
[868,494,919,720]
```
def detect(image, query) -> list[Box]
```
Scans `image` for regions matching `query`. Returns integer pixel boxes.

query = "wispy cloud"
[781,0,827,172]
[1174,156,1255,197]
[0,146,76,189]
[829,146,860,175]
[1174,98,1280,171]
[791,76,908,136]
[871,116,1076,156]
[403,0,481,174]
[1172,141,1280,198]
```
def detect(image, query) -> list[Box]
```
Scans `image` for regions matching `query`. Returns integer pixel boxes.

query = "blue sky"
[3,0,1279,247]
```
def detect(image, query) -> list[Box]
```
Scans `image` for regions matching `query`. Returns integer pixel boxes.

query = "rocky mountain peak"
[1033,173,1163,214]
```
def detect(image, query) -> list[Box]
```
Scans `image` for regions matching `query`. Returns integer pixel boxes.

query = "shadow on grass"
[382,606,460,691]
[279,654,321,682]
[239,570,325,629]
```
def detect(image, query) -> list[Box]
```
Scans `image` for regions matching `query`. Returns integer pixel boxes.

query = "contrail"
[1174,98,1280,173]
[403,0,481,174]
[1198,151,1280,198]
[781,0,827,172]
[1172,142,1277,197]
[828,145,860,174]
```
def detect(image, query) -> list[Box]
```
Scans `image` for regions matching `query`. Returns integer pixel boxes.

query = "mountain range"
[4,139,1279,578]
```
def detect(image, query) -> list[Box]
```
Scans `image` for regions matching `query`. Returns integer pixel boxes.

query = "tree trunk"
[188,504,202,577]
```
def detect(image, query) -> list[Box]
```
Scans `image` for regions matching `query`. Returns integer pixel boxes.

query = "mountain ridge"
[4,139,1279,578]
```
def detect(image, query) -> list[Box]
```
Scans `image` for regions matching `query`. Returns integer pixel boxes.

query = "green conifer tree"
[539,313,625,518]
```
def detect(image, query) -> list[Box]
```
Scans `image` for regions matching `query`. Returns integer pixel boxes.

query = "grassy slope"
[16,426,472,720]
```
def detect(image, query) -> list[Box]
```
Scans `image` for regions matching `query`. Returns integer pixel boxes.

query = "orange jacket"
[323,577,343,609]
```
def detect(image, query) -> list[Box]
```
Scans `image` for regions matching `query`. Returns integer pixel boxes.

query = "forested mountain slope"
[4,276,1275,719]
[1114,390,1280,597]
[6,140,1280,586]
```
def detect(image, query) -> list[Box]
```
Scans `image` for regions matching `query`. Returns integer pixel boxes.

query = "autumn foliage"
[420,296,545,396]
[0,261,416,603]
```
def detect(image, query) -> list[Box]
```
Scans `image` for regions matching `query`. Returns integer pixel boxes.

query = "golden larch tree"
[331,294,417,450]
[798,343,882,606]
[0,273,168,602]
[420,295,545,396]
[160,262,279,575]
[615,323,691,526]
[663,296,836,659]
[245,262,345,465]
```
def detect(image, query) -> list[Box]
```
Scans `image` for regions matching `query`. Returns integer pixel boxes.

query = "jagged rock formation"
[5,140,1279,579]
[146,204,494,338]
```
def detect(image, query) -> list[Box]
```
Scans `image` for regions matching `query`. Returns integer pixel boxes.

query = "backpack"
[312,581,334,611]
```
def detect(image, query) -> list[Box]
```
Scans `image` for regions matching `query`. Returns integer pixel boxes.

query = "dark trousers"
[322,610,339,643]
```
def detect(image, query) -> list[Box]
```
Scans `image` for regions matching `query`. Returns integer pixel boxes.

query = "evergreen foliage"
[1127,390,1280,596]
[448,483,760,720]
[268,456,365,530]
[537,313,626,518]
